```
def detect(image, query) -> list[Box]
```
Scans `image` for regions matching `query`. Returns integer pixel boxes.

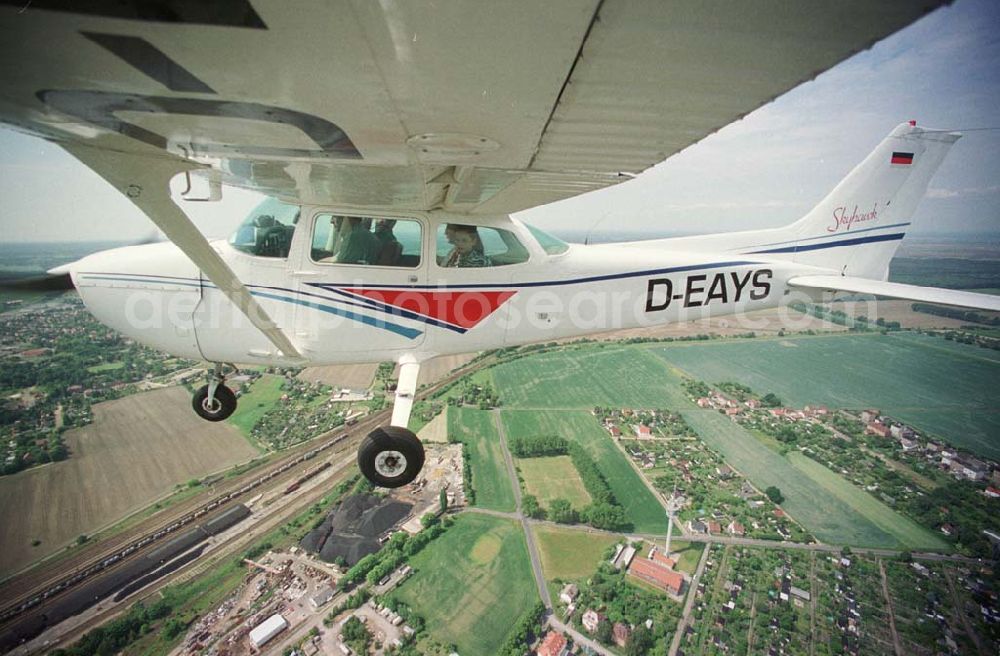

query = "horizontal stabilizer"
[788,275,1000,312]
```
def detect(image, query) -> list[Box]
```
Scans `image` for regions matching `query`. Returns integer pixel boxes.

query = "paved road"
[668,541,711,656]
[549,617,616,656]
[492,410,552,609]
[464,508,981,565]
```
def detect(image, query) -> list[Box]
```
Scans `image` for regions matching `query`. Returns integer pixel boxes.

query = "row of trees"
[338,517,452,591]
[513,435,631,531]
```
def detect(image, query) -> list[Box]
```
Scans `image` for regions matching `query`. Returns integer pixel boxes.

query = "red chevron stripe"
[341,288,516,329]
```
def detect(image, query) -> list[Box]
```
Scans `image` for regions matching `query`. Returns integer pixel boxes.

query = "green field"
[492,346,677,408]
[787,453,949,551]
[448,406,516,512]
[391,514,538,656]
[227,374,285,439]
[652,332,1000,460]
[533,524,618,584]
[517,456,591,509]
[86,361,125,373]
[501,409,665,533]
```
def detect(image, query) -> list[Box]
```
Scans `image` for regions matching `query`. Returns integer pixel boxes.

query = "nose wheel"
[192,363,237,422]
[358,426,425,488]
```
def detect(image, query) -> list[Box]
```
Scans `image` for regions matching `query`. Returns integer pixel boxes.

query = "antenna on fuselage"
[583,211,611,246]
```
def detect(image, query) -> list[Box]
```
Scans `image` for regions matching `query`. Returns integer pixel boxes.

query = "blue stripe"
[249,291,422,340]
[80,274,203,288]
[746,222,911,249]
[79,273,422,340]
[748,233,905,255]
[306,260,758,291]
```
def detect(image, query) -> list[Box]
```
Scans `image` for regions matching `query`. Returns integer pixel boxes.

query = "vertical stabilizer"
[752,122,960,279]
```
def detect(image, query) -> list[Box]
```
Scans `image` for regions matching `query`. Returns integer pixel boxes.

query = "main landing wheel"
[192,384,237,422]
[358,426,425,488]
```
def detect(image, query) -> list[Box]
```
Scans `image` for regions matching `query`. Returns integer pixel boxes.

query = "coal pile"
[300,494,412,566]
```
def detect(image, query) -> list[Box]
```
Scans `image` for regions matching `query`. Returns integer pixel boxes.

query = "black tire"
[192,384,237,422]
[357,426,425,488]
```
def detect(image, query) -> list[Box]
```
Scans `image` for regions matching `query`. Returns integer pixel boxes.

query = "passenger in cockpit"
[443,224,491,268]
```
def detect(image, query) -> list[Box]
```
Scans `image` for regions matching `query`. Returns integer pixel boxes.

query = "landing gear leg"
[358,359,424,488]
[193,363,237,422]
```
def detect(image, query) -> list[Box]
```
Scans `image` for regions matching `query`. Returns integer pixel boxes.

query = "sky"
[0,0,998,244]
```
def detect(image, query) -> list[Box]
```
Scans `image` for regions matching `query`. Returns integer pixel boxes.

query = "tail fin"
[753,122,960,279]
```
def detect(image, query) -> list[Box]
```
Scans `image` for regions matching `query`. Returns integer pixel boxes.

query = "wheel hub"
[374,450,407,478]
[201,397,221,413]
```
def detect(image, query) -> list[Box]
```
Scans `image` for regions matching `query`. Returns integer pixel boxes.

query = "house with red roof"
[536,631,568,656]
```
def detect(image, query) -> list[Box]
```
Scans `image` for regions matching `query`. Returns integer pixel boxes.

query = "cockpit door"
[290,211,428,362]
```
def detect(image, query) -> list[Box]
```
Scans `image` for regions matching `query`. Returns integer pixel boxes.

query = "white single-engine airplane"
[2,1,997,487]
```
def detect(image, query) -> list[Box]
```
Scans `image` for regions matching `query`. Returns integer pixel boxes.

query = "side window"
[435,224,529,268]
[228,197,300,258]
[310,215,422,267]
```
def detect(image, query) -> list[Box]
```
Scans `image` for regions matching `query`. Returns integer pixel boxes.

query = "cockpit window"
[229,197,300,258]
[524,222,570,255]
[436,224,529,268]
[311,215,422,267]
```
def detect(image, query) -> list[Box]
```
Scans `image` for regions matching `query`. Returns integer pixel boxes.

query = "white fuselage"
[67,210,833,367]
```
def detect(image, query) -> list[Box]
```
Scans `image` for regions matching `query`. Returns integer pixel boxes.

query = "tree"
[439,487,448,513]
[596,618,613,644]
[522,494,545,519]
[765,486,784,504]
[548,498,578,524]
[898,550,913,563]
[761,392,782,407]
[627,626,654,655]
[342,616,371,654]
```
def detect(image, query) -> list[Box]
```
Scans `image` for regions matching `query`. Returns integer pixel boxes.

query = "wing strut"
[62,144,304,361]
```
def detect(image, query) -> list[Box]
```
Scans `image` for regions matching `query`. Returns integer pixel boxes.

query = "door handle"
[291,270,321,277]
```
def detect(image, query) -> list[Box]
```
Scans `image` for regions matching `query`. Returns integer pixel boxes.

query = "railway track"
[0,354,484,631]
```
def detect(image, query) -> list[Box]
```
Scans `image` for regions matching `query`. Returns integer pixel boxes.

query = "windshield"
[523,222,570,255]
[228,197,301,258]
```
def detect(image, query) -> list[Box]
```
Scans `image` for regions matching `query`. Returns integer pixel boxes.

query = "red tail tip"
[908,119,917,126]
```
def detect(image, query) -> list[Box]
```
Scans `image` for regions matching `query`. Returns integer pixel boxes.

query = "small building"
[865,421,891,438]
[309,586,336,610]
[611,544,636,570]
[861,409,881,424]
[727,521,745,536]
[559,583,579,605]
[707,521,721,535]
[688,520,707,534]
[582,609,605,634]
[716,465,733,479]
[984,486,1000,499]
[249,614,288,651]
[537,630,568,656]
[612,622,631,647]
[609,426,621,438]
[649,548,676,569]
[790,586,811,602]
[635,424,652,438]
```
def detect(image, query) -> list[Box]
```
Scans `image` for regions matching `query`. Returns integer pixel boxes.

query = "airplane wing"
[788,275,1000,312]
[0,1,948,215]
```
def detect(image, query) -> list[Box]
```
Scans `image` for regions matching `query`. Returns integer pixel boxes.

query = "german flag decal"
[890,151,914,165]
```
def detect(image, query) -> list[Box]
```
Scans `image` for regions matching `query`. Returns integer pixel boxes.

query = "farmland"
[652,332,1000,460]
[488,342,950,548]
[533,525,618,585]
[492,346,676,408]
[516,455,591,510]
[787,453,949,551]
[501,409,665,533]
[390,513,538,656]
[447,406,516,512]
[0,386,259,577]
[227,373,285,439]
